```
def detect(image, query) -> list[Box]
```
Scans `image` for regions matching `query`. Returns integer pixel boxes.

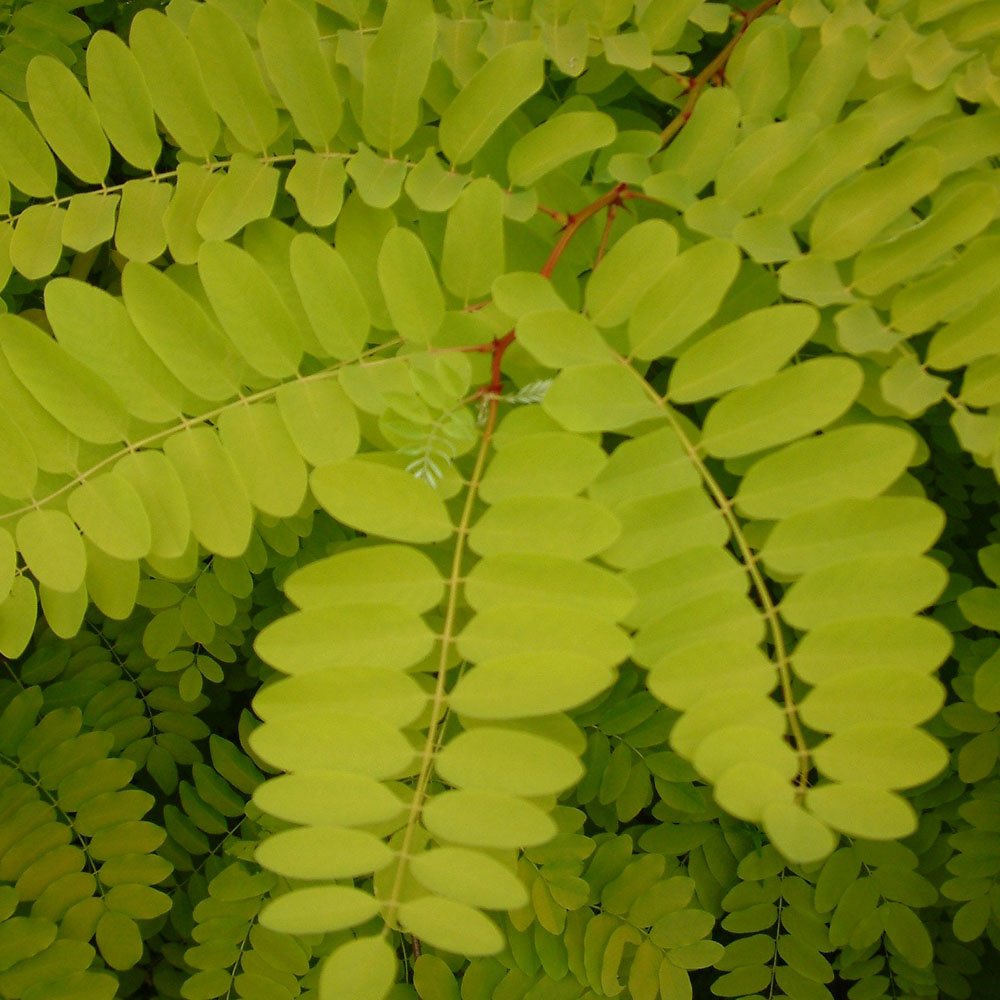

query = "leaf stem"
[659,0,783,148]
[625,365,812,798]
[381,394,500,930]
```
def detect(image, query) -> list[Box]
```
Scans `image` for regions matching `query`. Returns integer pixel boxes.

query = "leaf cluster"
[1,0,1000,998]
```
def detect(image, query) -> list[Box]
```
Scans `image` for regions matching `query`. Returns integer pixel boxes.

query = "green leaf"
[450,653,614,719]
[95,911,142,970]
[0,577,38,658]
[762,801,836,866]
[253,770,405,827]
[435,726,583,797]
[62,192,119,253]
[105,884,170,920]
[508,111,617,187]
[589,426,698,508]
[668,304,817,403]
[479,432,606,502]
[669,690,785,760]
[196,154,279,242]
[85,31,161,171]
[114,450,191,559]
[0,313,131,445]
[880,355,948,417]
[399,897,503,956]
[441,178,505,300]
[163,163,218,265]
[413,954,460,1000]
[311,458,453,543]
[814,724,947,789]
[319,937,396,1000]
[0,407,38,500]
[735,424,917,520]
[260,886,380,934]
[793,615,952,685]
[254,668,426,727]
[114,178,171,264]
[285,151,346,227]
[25,55,109,184]
[714,761,794,824]
[808,148,942,260]
[128,9,219,159]
[85,543,139,621]
[628,239,741,359]
[218,403,308,518]
[492,273,566,321]
[361,0,436,153]
[410,847,527,910]
[657,87,740,193]
[648,641,773,711]
[543,363,663,432]
[806,784,916,839]
[761,497,944,575]
[601,487,729,570]
[163,427,253,557]
[701,357,863,459]
[800,669,943,732]
[121,262,239,402]
[634,591,765,667]
[927,284,1000,370]
[715,116,817,214]
[68,473,152,560]
[693,725,796,784]
[761,116,883,226]
[516,311,611,367]
[284,544,443,612]
[585,220,678,329]
[45,276,181,423]
[0,917,57,973]
[853,181,998,296]
[346,144,407,209]
[254,603,435,674]
[0,528,14,600]
[256,826,393,879]
[10,204,65,281]
[458,603,630,665]
[894,236,1000,335]
[0,93,57,197]
[466,553,635,619]
[729,22,788,122]
[378,227,445,344]
[779,554,947,629]
[276,378,360,466]
[439,40,544,166]
[289,233,370,360]
[198,241,300,377]
[423,789,556,848]
[249,711,415,776]
[406,151,469,214]
[257,0,341,148]
[881,902,933,968]
[187,3,279,153]
[469,495,620,559]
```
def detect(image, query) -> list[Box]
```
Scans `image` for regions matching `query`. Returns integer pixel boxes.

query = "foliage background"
[1,0,1000,997]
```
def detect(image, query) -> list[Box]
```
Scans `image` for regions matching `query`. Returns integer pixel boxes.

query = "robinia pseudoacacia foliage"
[1,0,1000,997]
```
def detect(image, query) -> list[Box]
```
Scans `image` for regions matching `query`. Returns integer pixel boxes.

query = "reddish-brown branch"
[594,205,618,270]
[659,0,783,148]
[536,202,569,224]
[480,183,638,394]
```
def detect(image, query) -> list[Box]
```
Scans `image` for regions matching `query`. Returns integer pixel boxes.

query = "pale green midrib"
[615,353,812,797]
[381,395,499,933]
[0,342,402,526]
[0,747,109,899]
